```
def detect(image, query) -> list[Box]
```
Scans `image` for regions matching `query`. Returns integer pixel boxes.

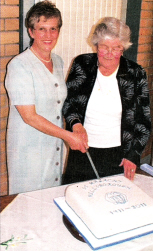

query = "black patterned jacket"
[62,53,151,166]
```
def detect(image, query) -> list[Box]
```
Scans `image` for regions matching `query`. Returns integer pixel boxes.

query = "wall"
[0,0,19,195]
[51,0,125,76]
[137,0,153,160]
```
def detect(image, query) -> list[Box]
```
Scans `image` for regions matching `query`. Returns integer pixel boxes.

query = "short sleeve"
[5,57,35,105]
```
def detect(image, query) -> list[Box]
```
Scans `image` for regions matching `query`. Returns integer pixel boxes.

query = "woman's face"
[97,38,123,70]
[29,16,60,53]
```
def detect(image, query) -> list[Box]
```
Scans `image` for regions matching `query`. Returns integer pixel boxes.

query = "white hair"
[91,17,132,50]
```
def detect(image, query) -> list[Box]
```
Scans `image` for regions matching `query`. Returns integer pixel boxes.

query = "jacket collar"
[92,54,128,81]
[117,56,129,78]
[94,54,128,78]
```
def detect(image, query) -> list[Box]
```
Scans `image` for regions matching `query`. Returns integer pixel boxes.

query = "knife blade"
[86,151,100,179]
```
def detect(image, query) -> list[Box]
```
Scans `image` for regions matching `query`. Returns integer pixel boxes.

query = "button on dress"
[5,48,67,194]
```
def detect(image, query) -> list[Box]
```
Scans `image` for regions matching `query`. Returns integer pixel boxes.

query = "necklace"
[30,47,51,63]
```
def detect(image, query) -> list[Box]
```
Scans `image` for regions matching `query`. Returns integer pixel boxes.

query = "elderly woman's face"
[29,16,60,53]
[97,38,123,70]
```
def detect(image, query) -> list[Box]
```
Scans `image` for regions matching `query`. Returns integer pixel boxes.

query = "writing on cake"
[81,178,131,197]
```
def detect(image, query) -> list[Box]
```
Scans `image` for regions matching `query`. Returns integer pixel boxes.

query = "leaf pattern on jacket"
[62,53,151,165]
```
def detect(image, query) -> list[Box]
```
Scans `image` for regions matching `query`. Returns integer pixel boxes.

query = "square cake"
[65,176,153,239]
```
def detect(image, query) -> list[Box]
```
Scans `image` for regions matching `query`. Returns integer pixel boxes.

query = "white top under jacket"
[84,68,122,148]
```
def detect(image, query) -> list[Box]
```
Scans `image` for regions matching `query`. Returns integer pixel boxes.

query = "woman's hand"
[66,131,88,153]
[15,105,88,153]
[65,123,89,153]
[73,123,88,142]
[120,158,137,180]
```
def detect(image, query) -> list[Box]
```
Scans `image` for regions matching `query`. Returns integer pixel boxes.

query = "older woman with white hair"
[62,17,151,184]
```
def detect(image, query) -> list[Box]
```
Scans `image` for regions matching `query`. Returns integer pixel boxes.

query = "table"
[1,174,153,251]
[0,195,17,213]
[0,168,148,213]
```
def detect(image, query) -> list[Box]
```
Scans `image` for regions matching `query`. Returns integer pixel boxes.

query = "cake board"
[54,197,153,250]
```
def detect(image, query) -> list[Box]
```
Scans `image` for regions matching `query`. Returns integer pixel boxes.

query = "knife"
[86,150,100,179]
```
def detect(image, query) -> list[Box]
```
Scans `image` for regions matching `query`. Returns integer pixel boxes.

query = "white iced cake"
[65,176,153,239]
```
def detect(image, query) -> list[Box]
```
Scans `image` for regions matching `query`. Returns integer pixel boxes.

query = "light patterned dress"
[5,48,67,194]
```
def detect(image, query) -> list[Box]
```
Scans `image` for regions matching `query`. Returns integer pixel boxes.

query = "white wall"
[52,0,127,76]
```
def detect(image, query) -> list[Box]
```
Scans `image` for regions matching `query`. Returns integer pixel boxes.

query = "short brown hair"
[26,0,62,30]
[25,0,62,45]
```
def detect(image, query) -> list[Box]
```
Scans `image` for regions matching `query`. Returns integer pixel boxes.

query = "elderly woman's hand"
[120,158,137,180]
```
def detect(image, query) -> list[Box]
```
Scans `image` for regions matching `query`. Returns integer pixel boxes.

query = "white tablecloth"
[1,174,153,251]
